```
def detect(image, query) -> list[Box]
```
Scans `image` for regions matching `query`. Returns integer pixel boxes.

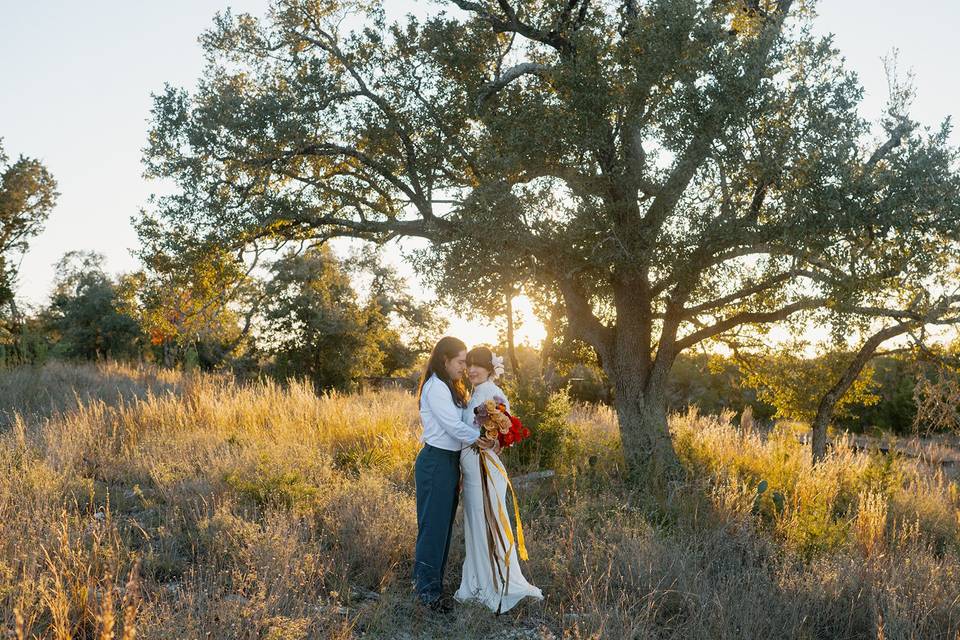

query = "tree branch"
[556,271,614,363]
[450,0,574,55]
[867,117,913,167]
[675,297,825,351]
[681,270,808,317]
[476,62,552,110]
[293,25,430,213]
[636,0,795,253]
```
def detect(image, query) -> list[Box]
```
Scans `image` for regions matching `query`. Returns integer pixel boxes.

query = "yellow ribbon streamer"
[480,451,529,562]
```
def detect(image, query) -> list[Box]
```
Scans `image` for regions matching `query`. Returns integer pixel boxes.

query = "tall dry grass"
[0,361,958,639]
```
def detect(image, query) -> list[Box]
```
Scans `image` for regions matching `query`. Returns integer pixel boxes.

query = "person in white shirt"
[413,336,497,612]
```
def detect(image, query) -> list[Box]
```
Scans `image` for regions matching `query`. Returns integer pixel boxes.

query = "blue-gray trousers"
[413,443,461,602]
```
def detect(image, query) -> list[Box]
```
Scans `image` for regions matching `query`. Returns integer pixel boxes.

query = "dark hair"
[417,336,468,408]
[466,346,495,376]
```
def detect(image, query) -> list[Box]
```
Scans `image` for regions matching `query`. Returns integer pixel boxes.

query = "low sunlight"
[445,295,548,348]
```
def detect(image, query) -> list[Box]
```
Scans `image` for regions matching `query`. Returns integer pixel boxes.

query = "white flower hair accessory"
[491,353,506,379]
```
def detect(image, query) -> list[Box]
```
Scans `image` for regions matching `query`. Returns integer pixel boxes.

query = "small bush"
[225,455,320,511]
[501,375,575,471]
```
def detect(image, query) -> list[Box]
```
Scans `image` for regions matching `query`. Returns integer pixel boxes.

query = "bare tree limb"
[450,0,574,55]
[675,297,826,351]
[476,62,552,110]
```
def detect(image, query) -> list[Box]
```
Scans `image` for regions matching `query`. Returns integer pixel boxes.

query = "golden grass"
[0,361,958,639]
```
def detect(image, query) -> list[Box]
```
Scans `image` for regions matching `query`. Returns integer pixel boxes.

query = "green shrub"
[501,375,574,471]
[225,455,319,511]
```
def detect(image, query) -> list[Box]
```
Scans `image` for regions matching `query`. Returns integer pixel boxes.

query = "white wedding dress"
[454,380,543,613]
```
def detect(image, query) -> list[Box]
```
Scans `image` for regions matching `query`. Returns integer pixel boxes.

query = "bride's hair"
[466,346,495,377]
[417,336,469,408]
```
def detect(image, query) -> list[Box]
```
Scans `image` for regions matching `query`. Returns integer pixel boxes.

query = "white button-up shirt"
[419,373,480,451]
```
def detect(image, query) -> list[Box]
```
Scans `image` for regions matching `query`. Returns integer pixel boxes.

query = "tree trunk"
[609,361,682,488]
[505,292,522,383]
[163,341,176,369]
[810,321,914,463]
[810,407,831,462]
[540,304,561,387]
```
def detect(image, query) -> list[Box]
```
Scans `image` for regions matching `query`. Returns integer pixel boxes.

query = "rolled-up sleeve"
[425,379,479,444]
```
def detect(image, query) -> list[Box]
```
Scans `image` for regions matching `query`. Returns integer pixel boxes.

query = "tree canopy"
[258,243,430,389]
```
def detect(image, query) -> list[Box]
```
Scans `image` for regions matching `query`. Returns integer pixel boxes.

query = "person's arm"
[425,379,480,444]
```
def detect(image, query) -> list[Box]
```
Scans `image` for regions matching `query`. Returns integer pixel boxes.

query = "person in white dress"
[454,346,543,614]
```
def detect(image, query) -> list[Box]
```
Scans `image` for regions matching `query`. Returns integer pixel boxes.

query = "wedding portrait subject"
[2,0,960,638]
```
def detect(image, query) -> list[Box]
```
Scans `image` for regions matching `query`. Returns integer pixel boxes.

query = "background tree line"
[0,239,444,392]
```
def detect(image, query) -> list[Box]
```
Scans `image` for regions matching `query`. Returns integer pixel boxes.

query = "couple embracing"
[413,336,543,614]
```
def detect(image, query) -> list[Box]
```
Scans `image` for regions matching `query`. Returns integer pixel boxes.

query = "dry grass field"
[1,361,958,639]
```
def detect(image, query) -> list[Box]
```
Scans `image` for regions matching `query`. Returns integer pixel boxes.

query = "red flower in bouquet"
[497,409,531,450]
[473,396,533,450]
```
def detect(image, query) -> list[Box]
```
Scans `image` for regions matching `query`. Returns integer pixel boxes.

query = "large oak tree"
[143,0,960,484]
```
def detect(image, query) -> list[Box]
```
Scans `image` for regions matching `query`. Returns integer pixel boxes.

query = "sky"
[2,1,959,348]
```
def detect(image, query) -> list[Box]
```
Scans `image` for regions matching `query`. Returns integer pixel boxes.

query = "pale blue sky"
[2,1,958,345]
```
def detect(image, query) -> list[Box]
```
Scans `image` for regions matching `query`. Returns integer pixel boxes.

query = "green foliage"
[859,450,905,496]
[44,251,143,361]
[501,375,574,471]
[333,441,393,477]
[669,352,777,422]
[350,246,446,369]
[0,316,50,367]
[752,478,786,522]
[782,494,852,559]
[260,244,395,391]
[739,346,881,423]
[224,455,319,511]
[122,245,253,369]
[837,356,918,434]
[0,139,58,309]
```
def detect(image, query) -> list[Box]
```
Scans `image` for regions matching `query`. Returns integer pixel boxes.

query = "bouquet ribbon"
[476,448,529,610]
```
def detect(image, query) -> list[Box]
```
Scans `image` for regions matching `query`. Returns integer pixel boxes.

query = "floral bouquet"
[473,396,532,449]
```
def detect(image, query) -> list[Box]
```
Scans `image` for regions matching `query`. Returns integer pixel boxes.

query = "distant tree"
[667,351,774,419]
[836,355,917,435]
[143,0,960,484]
[259,244,387,390]
[349,246,446,374]
[122,245,255,368]
[44,251,143,361]
[806,316,954,459]
[719,54,960,460]
[0,314,50,367]
[736,343,881,426]
[0,138,58,314]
